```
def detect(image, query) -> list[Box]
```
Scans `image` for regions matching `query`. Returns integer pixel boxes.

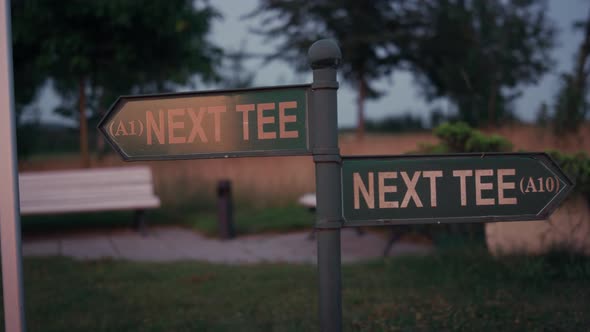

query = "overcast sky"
[31,0,590,128]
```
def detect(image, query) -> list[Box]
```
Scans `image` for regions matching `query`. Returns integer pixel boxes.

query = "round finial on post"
[308,39,342,69]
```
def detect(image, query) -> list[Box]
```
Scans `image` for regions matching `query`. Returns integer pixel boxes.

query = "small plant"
[433,122,475,152]
[429,122,513,153]
[547,150,590,198]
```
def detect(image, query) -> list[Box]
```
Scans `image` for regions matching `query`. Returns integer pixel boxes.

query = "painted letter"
[115,121,128,136]
[167,108,186,144]
[475,169,495,206]
[378,172,398,208]
[146,110,165,145]
[208,106,226,142]
[187,107,207,143]
[279,101,298,138]
[422,170,443,207]
[497,169,517,205]
[257,103,276,140]
[525,177,538,193]
[236,104,255,140]
[401,171,423,208]
[353,172,374,209]
[453,170,473,206]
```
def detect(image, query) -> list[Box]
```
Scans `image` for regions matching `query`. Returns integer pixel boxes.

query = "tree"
[249,0,555,133]
[553,8,590,133]
[11,0,222,166]
[248,1,405,139]
[400,0,555,127]
[220,40,256,89]
[10,1,52,157]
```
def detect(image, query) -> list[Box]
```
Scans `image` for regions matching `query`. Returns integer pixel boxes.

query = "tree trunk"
[356,78,366,140]
[79,78,90,168]
[96,107,105,160]
[574,9,590,103]
[488,77,497,128]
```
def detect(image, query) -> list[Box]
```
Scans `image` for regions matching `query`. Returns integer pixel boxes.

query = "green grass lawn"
[21,205,315,237]
[7,248,590,331]
[179,205,315,236]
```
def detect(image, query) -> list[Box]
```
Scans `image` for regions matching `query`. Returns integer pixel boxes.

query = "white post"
[0,0,27,331]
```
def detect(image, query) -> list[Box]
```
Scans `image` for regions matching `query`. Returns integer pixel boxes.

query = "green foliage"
[249,0,399,98]
[428,123,590,199]
[427,122,513,153]
[248,1,403,136]
[250,1,556,129]
[402,0,556,126]
[465,131,514,153]
[11,0,223,156]
[535,102,551,127]
[432,122,474,152]
[365,114,426,133]
[18,251,590,331]
[547,150,590,198]
[220,41,256,89]
[183,205,314,237]
[552,72,589,133]
[426,123,590,201]
[16,124,82,158]
[551,11,590,133]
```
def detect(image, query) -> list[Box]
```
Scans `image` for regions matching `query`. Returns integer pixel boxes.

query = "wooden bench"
[19,166,160,232]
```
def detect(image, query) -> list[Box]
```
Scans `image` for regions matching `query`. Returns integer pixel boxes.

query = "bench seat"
[19,167,160,224]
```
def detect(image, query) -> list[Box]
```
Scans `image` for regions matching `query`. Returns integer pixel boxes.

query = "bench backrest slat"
[20,184,155,202]
[19,166,160,215]
[19,167,153,188]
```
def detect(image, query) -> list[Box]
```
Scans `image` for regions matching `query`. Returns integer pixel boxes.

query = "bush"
[418,123,590,248]
[419,121,513,154]
[365,114,426,133]
[547,150,590,198]
[428,122,590,200]
[432,122,474,152]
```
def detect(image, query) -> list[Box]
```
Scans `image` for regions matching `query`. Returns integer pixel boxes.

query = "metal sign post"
[308,40,343,332]
[0,0,27,331]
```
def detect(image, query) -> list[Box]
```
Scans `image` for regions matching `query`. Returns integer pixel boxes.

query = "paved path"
[23,226,433,264]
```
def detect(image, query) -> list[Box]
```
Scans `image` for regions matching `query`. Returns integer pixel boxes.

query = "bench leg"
[133,210,147,236]
[383,227,402,257]
[355,227,365,236]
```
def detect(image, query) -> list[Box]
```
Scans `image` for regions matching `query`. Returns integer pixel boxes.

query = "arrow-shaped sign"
[98,85,310,161]
[341,153,574,226]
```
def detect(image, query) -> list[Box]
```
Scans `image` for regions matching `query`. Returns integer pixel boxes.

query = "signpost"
[100,39,574,332]
[341,153,574,226]
[0,1,26,331]
[99,85,310,160]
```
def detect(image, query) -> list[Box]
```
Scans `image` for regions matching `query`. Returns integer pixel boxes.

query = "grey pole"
[309,39,343,332]
[217,180,235,239]
[0,0,27,331]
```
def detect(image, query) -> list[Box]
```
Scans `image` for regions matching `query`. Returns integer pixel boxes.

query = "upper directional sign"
[341,153,574,226]
[98,85,310,160]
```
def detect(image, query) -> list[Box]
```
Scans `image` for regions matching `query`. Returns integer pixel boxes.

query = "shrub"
[547,150,590,198]
[419,123,590,248]
[422,122,513,153]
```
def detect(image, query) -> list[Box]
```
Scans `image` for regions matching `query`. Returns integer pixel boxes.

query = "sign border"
[340,152,575,227]
[98,84,312,161]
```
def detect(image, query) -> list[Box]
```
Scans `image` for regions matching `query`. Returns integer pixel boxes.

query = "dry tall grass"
[18,124,590,208]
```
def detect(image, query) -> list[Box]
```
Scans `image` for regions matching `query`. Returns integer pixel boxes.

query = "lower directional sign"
[341,153,574,226]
